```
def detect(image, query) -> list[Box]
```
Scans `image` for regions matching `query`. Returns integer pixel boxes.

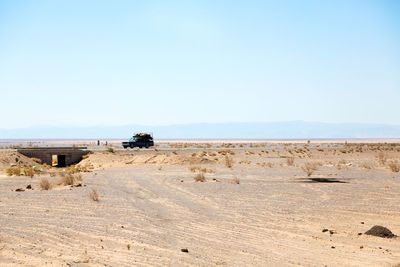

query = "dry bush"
[388,161,400,172]
[6,166,21,176]
[89,189,99,201]
[194,173,206,182]
[59,172,82,186]
[302,162,317,177]
[82,154,90,159]
[230,176,240,184]
[286,157,295,166]
[23,166,35,177]
[225,156,233,168]
[361,162,372,170]
[377,152,387,165]
[108,147,114,153]
[40,178,52,190]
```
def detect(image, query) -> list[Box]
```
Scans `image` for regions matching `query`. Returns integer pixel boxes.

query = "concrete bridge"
[17,147,89,167]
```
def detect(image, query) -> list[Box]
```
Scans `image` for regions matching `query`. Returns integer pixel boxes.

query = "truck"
[122,133,154,149]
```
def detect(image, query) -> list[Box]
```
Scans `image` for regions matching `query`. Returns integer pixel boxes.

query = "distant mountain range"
[1,121,400,139]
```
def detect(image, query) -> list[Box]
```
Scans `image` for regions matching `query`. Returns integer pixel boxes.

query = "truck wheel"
[130,144,134,148]
[145,145,149,148]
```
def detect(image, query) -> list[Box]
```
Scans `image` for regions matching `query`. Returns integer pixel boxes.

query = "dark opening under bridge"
[17,147,90,167]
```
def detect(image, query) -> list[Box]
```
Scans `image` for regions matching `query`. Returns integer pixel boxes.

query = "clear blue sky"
[0,0,399,129]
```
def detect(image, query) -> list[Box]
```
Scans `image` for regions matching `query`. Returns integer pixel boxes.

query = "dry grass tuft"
[194,173,206,182]
[388,160,400,172]
[40,178,52,190]
[377,152,387,165]
[23,166,35,177]
[58,172,82,186]
[6,165,21,176]
[230,176,240,184]
[225,156,233,168]
[89,189,99,201]
[302,162,318,177]
[286,157,295,166]
[361,162,372,170]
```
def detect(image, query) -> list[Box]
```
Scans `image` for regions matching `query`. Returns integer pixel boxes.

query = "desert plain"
[0,141,400,266]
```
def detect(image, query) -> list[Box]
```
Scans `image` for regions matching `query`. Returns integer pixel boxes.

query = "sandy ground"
[0,143,400,266]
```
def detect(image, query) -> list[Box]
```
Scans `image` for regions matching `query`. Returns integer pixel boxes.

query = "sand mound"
[365,225,396,238]
[0,151,39,169]
[79,152,214,169]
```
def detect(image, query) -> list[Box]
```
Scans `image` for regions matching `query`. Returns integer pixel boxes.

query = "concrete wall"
[17,148,89,166]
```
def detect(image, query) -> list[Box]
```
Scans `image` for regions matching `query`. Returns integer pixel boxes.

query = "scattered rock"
[358,233,362,236]
[181,248,189,253]
[322,229,329,233]
[361,222,364,224]
[329,230,335,235]
[15,188,25,192]
[331,246,335,249]
[26,184,32,189]
[73,183,82,187]
[360,245,363,249]
[365,225,396,238]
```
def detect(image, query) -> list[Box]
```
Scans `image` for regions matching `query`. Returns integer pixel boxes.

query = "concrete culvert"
[365,225,396,238]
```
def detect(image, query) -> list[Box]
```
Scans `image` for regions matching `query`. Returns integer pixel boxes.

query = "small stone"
[329,230,335,235]
[181,248,189,253]
[331,246,335,249]
[360,246,364,249]
[358,233,362,236]
[15,188,25,192]
[322,229,329,233]
[361,222,364,224]
[26,184,32,189]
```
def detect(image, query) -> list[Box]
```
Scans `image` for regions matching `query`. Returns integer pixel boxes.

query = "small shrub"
[302,162,317,177]
[225,156,233,168]
[6,166,21,176]
[194,173,206,182]
[108,147,114,153]
[388,161,400,172]
[377,152,387,165]
[59,172,81,186]
[89,189,99,201]
[23,166,35,177]
[40,178,51,190]
[361,163,372,169]
[286,157,295,166]
[230,176,240,184]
